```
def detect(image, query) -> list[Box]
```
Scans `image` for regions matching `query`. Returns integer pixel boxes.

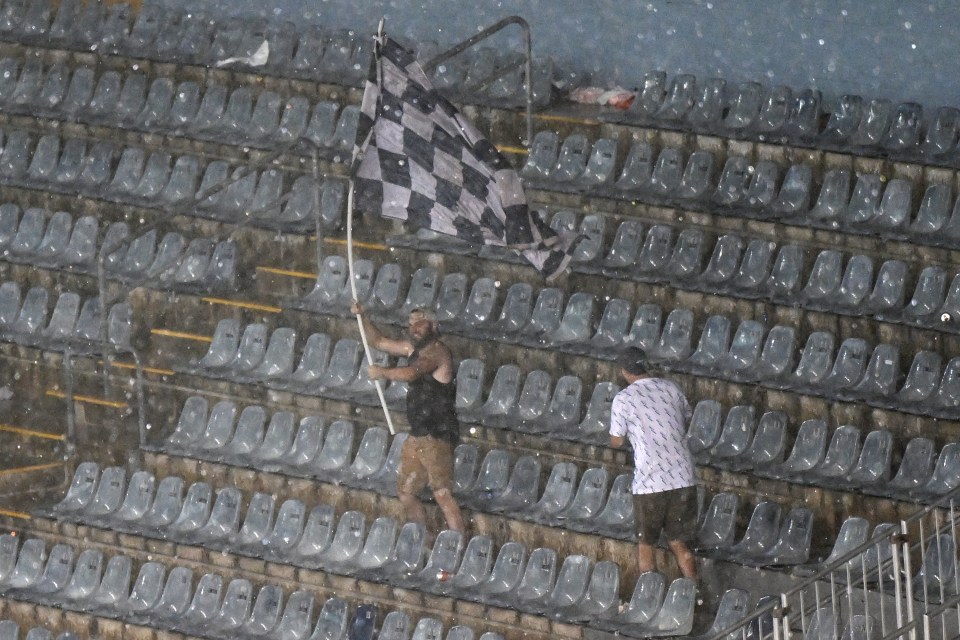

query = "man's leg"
[637,541,657,574]
[433,487,465,533]
[668,540,697,580]
[397,437,429,528]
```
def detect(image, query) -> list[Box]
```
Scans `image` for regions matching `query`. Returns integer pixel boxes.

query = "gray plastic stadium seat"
[488,455,541,513]
[851,344,900,401]
[844,429,893,490]
[196,318,241,370]
[638,577,696,636]
[479,365,522,428]
[808,168,852,226]
[649,308,693,362]
[25,542,74,597]
[166,395,208,450]
[512,547,557,612]
[113,471,156,524]
[687,77,726,130]
[474,541,527,605]
[10,208,46,257]
[58,548,103,604]
[311,420,354,480]
[196,401,238,452]
[607,571,666,630]
[698,234,744,290]
[272,590,314,640]
[772,163,814,216]
[565,381,618,443]
[487,283,533,341]
[819,338,869,397]
[353,515,398,575]
[27,135,60,183]
[0,536,20,586]
[60,215,98,268]
[51,462,99,514]
[664,228,705,281]
[749,325,796,384]
[549,134,589,183]
[688,589,750,640]
[910,183,952,238]
[696,492,740,554]
[40,292,80,344]
[656,74,696,121]
[115,562,166,616]
[743,507,814,567]
[278,416,325,470]
[851,99,892,147]
[687,400,722,459]
[91,555,137,614]
[10,286,49,336]
[84,465,125,520]
[884,102,923,150]
[540,554,592,618]
[558,467,609,524]
[713,156,750,206]
[440,534,494,597]
[795,516,870,578]
[206,578,252,633]
[304,256,348,311]
[591,473,634,538]
[811,425,861,488]
[527,462,578,525]
[646,147,683,195]
[413,529,464,589]
[622,303,662,352]
[379,521,427,580]
[545,292,594,347]
[235,492,276,550]
[520,131,559,180]
[253,411,297,468]
[882,437,935,499]
[53,138,86,185]
[708,405,756,467]
[0,206,19,252]
[674,150,714,200]
[765,419,828,480]
[192,487,242,544]
[2,538,46,590]
[306,597,349,640]
[286,332,332,391]
[457,277,498,335]
[914,443,960,500]
[168,481,213,535]
[141,476,185,529]
[801,250,843,304]
[241,584,284,636]
[260,498,307,557]
[347,426,389,484]
[723,81,763,130]
[614,143,654,194]
[250,328,296,381]
[461,450,511,509]
[787,331,836,391]
[291,505,336,562]
[716,501,782,563]
[0,282,19,329]
[180,572,224,632]
[687,315,731,373]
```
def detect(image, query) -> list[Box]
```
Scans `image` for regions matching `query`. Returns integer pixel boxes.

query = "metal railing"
[706,486,960,640]
[421,16,535,146]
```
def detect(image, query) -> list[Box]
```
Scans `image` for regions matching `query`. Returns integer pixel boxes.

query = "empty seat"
[687,315,731,372]
[808,169,852,226]
[696,492,740,554]
[614,143,654,193]
[787,331,836,391]
[764,419,828,480]
[648,308,693,362]
[883,437,935,498]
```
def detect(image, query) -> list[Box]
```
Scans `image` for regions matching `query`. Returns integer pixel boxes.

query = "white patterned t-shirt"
[609,377,696,495]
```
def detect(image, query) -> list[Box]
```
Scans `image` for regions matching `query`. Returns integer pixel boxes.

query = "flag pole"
[348,17,395,435]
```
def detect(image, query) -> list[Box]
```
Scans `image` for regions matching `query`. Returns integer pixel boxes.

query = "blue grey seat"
[352,515,398,576]
[627,71,667,120]
[273,97,311,146]
[742,324,794,383]
[557,467,609,527]
[220,405,267,461]
[0,281,19,330]
[884,102,923,151]
[731,238,776,296]
[851,344,900,402]
[49,461,99,515]
[763,244,805,301]
[882,437,935,499]
[821,94,864,144]
[474,541,527,605]
[864,259,908,318]
[527,462,578,525]
[818,338,869,397]
[696,492,740,554]
[714,500,782,563]
[434,273,469,325]
[771,163,814,217]
[913,443,960,501]
[80,140,116,196]
[141,476,185,529]
[636,577,696,637]
[648,308,693,363]
[488,455,542,514]
[563,381,618,444]
[21,542,73,598]
[810,425,862,488]
[520,131,559,180]
[763,419,828,481]
[722,81,763,130]
[271,590,315,639]
[2,538,47,591]
[309,419,355,481]
[511,547,557,612]
[655,74,696,121]
[621,303,662,352]
[280,416,325,470]
[439,534,494,598]
[58,548,103,605]
[205,577,252,634]
[112,470,156,525]
[479,365,522,428]
[549,134,589,183]
[843,173,884,227]
[686,77,726,130]
[487,283,533,342]
[461,450,511,510]
[663,228,705,282]
[869,178,913,231]
[544,292,594,348]
[159,155,199,204]
[241,584,284,636]
[713,156,751,206]
[9,285,49,337]
[456,277,498,336]
[286,332,332,392]
[52,138,87,185]
[605,571,665,631]
[686,314,731,373]
[167,481,213,536]
[60,215,98,269]
[117,561,165,617]
[741,506,814,567]
[252,411,297,468]
[178,572,225,633]
[922,107,960,158]
[851,98,892,147]
[84,465,126,520]
[613,143,654,194]
[786,331,836,392]
[794,516,870,578]
[600,219,644,273]
[687,400,722,460]
[910,183,952,238]
[698,234,744,291]
[590,473,634,538]
[708,405,756,468]
[688,589,751,640]
[845,429,893,490]
[540,554,593,619]
[808,168,852,226]
[146,565,193,621]
[308,596,349,640]
[412,529,465,589]
[291,505,336,562]
[235,492,277,552]
[801,250,843,305]
[674,150,714,200]
[646,148,684,195]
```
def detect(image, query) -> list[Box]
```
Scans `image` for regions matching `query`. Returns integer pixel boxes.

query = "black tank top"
[406,343,460,444]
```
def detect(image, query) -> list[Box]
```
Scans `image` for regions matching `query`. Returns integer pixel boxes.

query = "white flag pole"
[347,18,395,435]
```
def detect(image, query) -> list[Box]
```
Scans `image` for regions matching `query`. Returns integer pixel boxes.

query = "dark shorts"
[633,486,698,544]
[397,435,454,495]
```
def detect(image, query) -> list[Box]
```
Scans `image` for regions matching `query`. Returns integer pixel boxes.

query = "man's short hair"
[409,308,437,323]
[617,347,649,375]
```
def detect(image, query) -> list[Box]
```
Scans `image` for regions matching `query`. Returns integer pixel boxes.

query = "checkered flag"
[351,35,576,280]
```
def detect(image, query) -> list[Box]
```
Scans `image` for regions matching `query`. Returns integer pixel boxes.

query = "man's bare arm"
[351,302,413,357]
[370,341,444,382]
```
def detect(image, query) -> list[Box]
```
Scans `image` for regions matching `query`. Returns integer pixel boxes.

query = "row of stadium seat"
[0,204,237,293]
[0,534,505,640]
[520,131,960,248]
[688,400,960,501]
[0,1,552,107]
[0,620,76,640]
[0,129,346,233]
[0,282,130,353]
[601,73,960,163]
[303,250,960,338]
[0,57,361,155]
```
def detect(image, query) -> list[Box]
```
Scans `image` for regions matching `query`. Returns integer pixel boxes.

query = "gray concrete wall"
[160,0,960,109]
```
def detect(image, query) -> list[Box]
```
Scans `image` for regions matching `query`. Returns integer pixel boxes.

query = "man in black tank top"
[352,302,466,536]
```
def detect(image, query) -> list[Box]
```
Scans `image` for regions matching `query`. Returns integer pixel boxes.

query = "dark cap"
[616,346,649,375]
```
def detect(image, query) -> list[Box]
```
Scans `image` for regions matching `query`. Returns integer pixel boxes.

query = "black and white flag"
[351,35,576,280]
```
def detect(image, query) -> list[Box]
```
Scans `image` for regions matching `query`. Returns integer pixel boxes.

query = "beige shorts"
[397,435,454,495]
